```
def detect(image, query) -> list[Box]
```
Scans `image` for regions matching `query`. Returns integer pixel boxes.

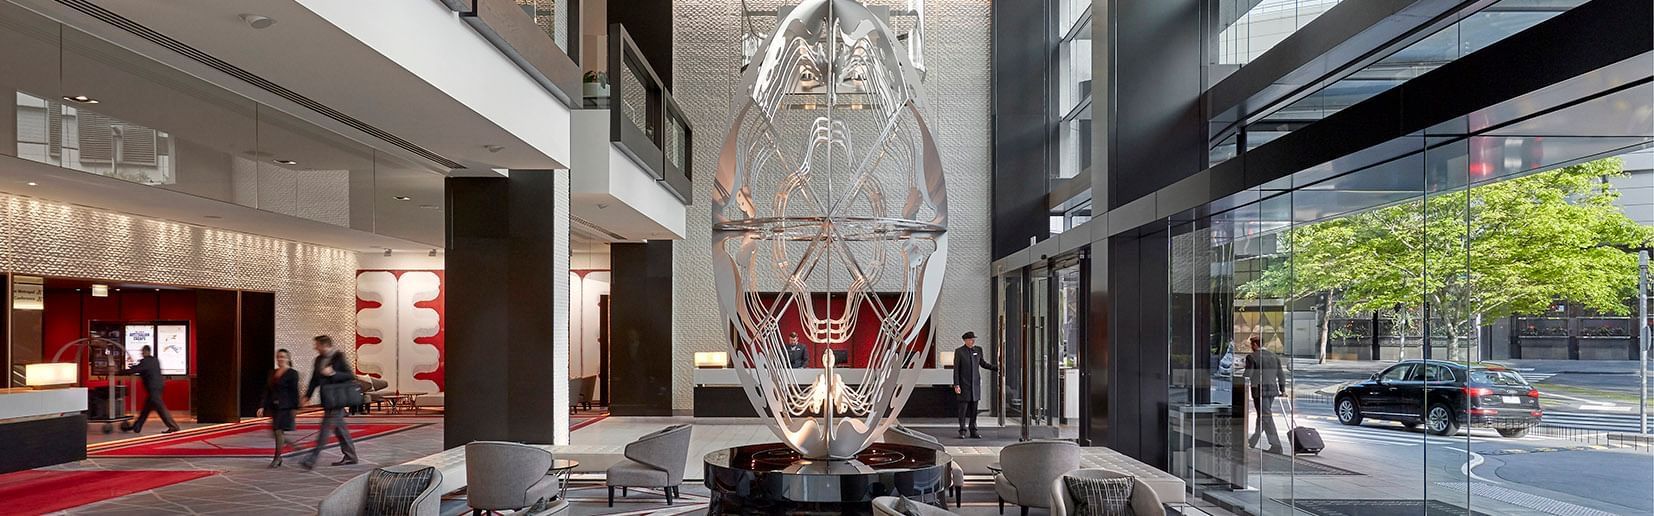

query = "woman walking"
[261,349,300,468]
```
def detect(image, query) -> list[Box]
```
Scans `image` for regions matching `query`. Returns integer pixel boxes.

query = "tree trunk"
[1317,291,1333,364]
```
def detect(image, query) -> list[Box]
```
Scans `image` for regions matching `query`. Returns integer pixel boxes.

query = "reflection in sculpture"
[713,0,948,459]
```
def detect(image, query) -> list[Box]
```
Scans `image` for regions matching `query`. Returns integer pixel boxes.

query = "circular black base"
[703,442,951,515]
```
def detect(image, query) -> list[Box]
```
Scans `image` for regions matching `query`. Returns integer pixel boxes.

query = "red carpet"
[90,422,424,458]
[0,470,216,514]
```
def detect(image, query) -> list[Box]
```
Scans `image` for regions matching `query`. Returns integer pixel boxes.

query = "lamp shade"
[25,363,77,387]
[694,351,729,368]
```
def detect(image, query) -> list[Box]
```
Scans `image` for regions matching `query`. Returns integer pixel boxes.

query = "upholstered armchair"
[605,424,692,506]
[1050,468,1165,516]
[465,441,566,514]
[318,465,443,516]
[873,496,961,515]
[355,377,391,413]
[994,440,1079,515]
[883,424,966,507]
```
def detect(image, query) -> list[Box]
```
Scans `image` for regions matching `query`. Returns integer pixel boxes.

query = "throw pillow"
[364,467,436,516]
[892,495,924,516]
[1065,475,1136,516]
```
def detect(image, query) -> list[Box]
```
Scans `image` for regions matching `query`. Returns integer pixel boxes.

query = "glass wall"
[1169,52,1654,514]
[0,2,446,246]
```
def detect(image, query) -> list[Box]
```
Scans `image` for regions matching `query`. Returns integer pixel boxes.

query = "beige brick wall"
[0,192,357,386]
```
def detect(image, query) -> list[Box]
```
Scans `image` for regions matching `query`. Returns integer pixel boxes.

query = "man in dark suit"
[1243,336,1287,454]
[951,331,997,438]
[119,345,179,434]
[785,332,808,368]
[300,335,358,469]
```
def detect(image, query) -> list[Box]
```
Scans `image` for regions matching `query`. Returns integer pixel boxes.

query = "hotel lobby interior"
[2,0,1652,515]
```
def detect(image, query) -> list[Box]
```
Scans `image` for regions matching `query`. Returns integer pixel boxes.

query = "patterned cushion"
[363,467,435,516]
[892,496,923,516]
[1065,475,1136,516]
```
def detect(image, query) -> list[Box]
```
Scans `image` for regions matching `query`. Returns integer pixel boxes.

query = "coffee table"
[383,392,427,414]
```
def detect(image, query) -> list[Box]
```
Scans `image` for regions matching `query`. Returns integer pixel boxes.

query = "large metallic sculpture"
[713,0,947,460]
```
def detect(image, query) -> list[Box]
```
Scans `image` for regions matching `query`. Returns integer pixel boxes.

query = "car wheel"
[1426,404,1458,436]
[1498,427,1530,438]
[1336,397,1363,425]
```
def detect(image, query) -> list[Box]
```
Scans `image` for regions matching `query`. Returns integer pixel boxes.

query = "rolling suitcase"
[1286,399,1324,455]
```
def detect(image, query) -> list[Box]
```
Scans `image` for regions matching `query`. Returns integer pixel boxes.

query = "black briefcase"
[320,381,364,410]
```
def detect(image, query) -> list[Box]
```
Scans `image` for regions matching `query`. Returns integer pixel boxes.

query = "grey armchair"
[883,425,965,507]
[606,424,692,506]
[994,440,1079,515]
[465,441,566,514]
[318,465,443,516]
[873,496,960,515]
[1050,468,1165,516]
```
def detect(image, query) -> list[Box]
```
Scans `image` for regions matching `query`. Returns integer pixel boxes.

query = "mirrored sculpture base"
[703,443,951,515]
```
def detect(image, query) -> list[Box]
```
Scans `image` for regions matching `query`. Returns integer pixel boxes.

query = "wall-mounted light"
[428,249,438,257]
[936,348,955,368]
[91,284,109,297]
[25,363,78,387]
[383,249,393,257]
[694,351,730,368]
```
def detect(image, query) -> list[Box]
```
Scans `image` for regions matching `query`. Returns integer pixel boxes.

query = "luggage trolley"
[50,337,133,434]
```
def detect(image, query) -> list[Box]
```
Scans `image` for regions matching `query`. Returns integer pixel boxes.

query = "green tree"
[1241,157,1654,361]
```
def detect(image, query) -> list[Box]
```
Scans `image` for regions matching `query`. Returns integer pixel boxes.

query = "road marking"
[1578,404,1633,413]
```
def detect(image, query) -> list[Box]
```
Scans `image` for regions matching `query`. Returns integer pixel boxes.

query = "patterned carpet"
[89,420,427,458]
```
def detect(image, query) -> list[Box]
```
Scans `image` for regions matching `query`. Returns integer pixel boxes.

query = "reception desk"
[693,368,965,418]
[0,388,88,473]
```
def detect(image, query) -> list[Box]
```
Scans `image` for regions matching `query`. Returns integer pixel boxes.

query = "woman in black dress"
[261,349,300,468]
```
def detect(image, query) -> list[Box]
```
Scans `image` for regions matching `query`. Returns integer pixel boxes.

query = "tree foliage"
[1241,157,1654,354]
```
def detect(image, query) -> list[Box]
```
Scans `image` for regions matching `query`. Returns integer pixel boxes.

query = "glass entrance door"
[1027,268,1054,436]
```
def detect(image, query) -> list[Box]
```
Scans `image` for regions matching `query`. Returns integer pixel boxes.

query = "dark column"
[608,241,673,415]
[445,173,564,448]
[194,289,240,423]
[1084,240,1109,446]
[1108,0,1205,209]
[607,0,672,87]
[990,0,1051,259]
[238,291,275,418]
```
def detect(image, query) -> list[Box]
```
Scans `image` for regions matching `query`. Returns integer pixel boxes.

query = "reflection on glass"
[14,93,175,185]
[1215,0,1342,66]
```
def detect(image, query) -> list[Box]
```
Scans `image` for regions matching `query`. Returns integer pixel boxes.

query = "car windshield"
[1469,369,1528,386]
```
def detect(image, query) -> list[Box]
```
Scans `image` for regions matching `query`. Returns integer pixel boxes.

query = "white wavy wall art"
[355,270,446,393]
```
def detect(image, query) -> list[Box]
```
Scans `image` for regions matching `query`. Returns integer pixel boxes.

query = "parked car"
[1333,360,1541,437]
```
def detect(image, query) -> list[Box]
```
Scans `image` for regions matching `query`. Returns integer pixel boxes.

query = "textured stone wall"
[671,0,992,411]
[0,191,357,386]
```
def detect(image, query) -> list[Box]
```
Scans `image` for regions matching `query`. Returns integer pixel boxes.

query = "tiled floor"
[46,415,1207,515]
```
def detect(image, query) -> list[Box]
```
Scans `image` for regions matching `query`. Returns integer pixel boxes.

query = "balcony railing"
[444,0,583,107]
[602,24,692,203]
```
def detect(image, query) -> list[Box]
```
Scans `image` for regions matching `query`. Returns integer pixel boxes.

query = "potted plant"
[583,70,610,98]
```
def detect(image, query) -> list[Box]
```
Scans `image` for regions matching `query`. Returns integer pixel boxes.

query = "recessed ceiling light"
[240,13,276,29]
[419,204,441,210]
[204,215,223,219]
[394,196,412,201]
[26,182,38,186]
[63,95,98,104]
[273,159,298,165]
[484,144,506,153]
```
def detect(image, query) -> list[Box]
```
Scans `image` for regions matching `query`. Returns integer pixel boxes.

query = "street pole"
[1639,250,1648,434]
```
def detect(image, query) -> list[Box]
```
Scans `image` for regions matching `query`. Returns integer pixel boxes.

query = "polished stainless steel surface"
[712,0,947,459]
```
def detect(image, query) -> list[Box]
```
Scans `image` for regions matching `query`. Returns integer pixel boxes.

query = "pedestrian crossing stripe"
[1478,444,1616,456]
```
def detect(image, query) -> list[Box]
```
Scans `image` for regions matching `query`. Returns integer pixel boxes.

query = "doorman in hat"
[952,331,998,438]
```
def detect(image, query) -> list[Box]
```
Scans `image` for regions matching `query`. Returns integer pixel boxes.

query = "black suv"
[1333,360,1542,437]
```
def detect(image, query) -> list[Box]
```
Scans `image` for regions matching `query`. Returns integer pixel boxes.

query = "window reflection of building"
[16,92,175,185]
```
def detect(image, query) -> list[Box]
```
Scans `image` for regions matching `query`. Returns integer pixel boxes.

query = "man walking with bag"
[300,335,359,469]
[1243,336,1287,454]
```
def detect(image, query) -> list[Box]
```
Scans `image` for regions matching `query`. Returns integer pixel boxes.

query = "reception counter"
[0,388,88,473]
[693,368,966,418]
